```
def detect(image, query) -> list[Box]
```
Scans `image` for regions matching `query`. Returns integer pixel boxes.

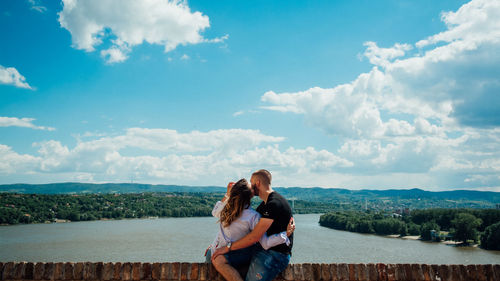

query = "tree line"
[0,193,220,225]
[319,208,500,250]
[0,192,341,225]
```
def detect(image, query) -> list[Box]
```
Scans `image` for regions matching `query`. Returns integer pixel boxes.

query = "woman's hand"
[226,182,235,194]
[286,217,295,237]
[222,182,235,202]
[211,246,229,262]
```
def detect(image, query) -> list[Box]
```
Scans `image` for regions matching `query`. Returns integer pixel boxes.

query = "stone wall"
[1,262,499,281]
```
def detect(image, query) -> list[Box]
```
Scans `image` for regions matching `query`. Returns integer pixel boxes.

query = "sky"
[1,0,499,191]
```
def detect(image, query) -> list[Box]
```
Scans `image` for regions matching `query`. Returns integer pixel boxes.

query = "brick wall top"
[0,262,499,281]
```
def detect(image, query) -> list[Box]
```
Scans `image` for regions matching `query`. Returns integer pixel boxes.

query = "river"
[1,214,498,264]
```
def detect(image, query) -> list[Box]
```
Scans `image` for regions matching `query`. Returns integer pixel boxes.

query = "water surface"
[1,214,499,264]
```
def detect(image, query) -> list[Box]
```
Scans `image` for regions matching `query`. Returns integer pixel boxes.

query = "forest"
[319,208,500,250]
[0,192,338,225]
[0,193,219,224]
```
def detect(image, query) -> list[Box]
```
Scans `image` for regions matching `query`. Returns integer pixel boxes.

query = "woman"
[205,178,293,262]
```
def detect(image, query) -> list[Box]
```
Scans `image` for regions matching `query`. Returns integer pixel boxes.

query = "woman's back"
[219,207,260,242]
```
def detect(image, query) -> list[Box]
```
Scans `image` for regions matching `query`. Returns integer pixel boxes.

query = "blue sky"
[1,0,499,191]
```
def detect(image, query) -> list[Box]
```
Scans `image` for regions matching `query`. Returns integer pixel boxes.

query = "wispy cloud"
[233,110,261,117]
[0,65,32,89]
[0,117,55,131]
[27,0,47,13]
[204,34,229,43]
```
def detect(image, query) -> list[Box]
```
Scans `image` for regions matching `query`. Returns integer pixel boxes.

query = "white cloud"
[58,0,227,63]
[28,0,47,13]
[0,144,41,174]
[1,126,498,190]
[233,111,244,117]
[232,110,261,117]
[0,128,355,186]
[260,67,452,140]
[100,46,129,64]
[205,34,229,44]
[180,54,190,60]
[0,65,32,89]
[363,41,412,67]
[339,140,381,159]
[259,0,500,190]
[416,0,500,48]
[263,0,500,129]
[387,0,500,127]
[75,128,285,153]
[36,140,70,172]
[0,117,55,131]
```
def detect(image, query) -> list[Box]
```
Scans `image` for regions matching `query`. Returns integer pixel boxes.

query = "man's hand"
[286,217,295,237]
[211,246,229,262]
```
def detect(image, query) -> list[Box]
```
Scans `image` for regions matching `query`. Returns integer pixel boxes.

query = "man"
[212,169,294,281]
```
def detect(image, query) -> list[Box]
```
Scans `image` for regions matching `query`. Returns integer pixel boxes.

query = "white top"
[210,200,290,253]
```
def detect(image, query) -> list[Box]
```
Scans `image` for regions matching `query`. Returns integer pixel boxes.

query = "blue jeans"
[245,247,290,281]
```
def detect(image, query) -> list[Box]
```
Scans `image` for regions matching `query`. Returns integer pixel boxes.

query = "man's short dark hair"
[252,169,272,186]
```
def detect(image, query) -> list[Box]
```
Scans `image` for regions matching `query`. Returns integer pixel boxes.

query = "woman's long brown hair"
[219,178,252,227]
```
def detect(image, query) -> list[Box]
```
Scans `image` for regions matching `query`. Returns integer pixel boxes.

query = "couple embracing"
[205,169,295,281]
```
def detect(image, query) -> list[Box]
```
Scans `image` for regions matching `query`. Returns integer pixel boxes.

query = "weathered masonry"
[1,262,499,281]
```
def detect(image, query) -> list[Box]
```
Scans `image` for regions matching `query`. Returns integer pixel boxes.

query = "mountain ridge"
[1,182,498,203]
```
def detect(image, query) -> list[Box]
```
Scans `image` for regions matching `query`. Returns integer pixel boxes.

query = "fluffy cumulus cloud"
[0,145,41,175]
[58,0,226,64]
[261,0,500,190]
[363,42,412,68]
[0,128,352,186]
[0,117,55,131]
[0,65,32,89]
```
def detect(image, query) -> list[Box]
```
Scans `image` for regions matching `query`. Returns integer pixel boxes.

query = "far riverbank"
[386,234,474,246]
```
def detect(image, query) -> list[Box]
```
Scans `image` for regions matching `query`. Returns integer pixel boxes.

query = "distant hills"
[0,182,498,209]
[0,182,225,194]
[275,187,499,209]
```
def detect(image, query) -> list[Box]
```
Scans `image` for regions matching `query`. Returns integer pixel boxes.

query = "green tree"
[480,222,500,250]
[407,223,421,236]
[373,218,404,235]
[451,213,482,244]
[399,223,408,236]
[68,212,81,221]
[420,221,440,241]
[357,220,374,233]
